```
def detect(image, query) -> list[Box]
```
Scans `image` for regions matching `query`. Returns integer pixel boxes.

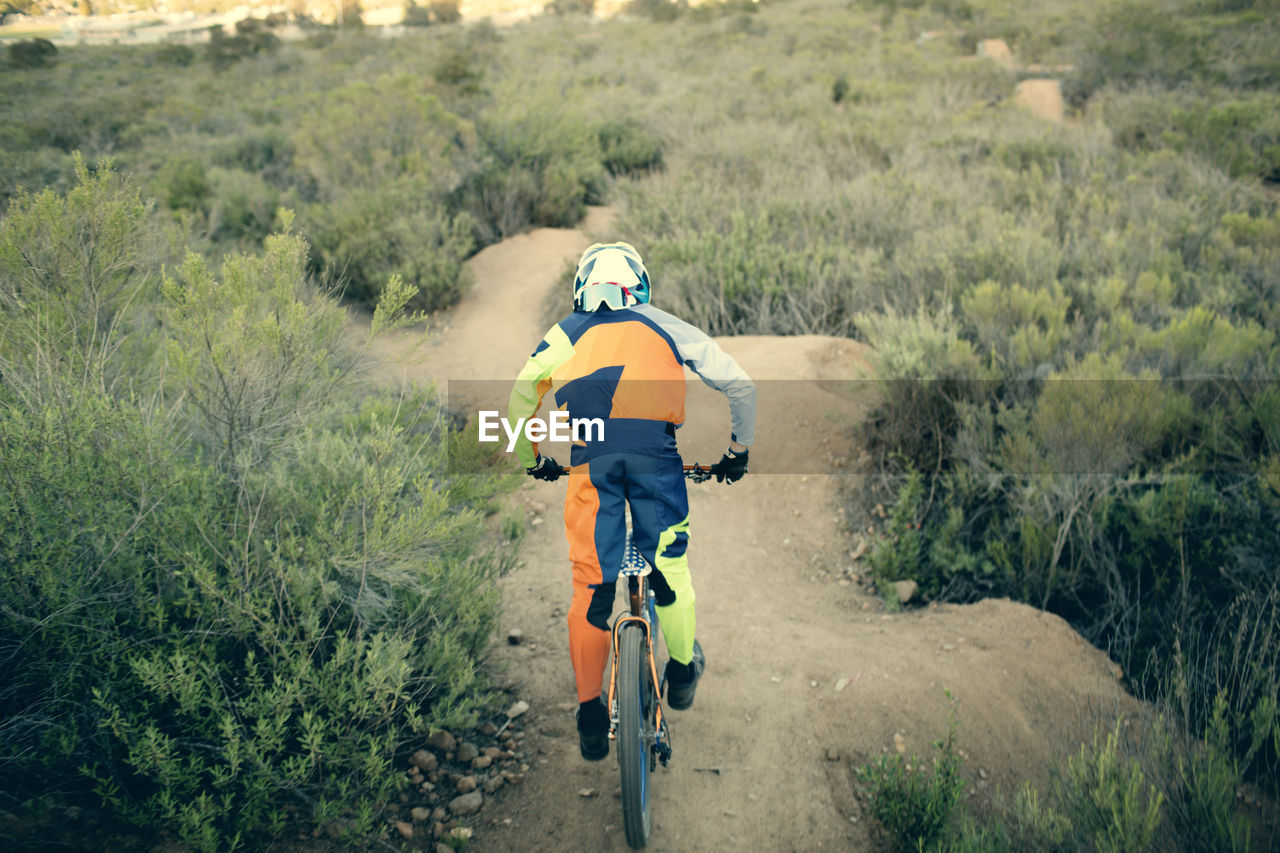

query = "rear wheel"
[618,623,654,848]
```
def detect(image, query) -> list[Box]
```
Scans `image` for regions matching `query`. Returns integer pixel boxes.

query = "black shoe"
[576,699,609,762]
[663,640,705,711]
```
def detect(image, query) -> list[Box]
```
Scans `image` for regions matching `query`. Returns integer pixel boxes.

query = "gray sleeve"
[638,305,757,446]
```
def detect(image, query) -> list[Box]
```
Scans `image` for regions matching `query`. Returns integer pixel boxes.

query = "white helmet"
[572,242,651,312]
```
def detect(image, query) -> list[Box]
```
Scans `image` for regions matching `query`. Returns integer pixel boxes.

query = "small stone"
[411,749,438,772]
[557,702,576,712]
[472,756,492,770]
[476,721,498,736]
[810,680,818,688]
[826,748,840,762]
[770,675,782,683]
[410,806,431,822]
[394,820,413,839]
[506,700,530,719]
[894,733,906,753]
[502,771,525,785]
[979,768,989,779]
[426,731,456,753]
[431,807,448,822]
[483,746,504,759]
[507,628,524,645]
[484,775,505,794]
[834,677,850,692]
[941,643,956,652]
[578,788,596,798]
[873,503,887,519]
[448,791,484,816]
[893,580,918,604]
[456,775,478,794]
[456,742,479,763]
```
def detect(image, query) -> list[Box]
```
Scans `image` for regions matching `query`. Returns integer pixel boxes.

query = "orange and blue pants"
[565,449,696,704]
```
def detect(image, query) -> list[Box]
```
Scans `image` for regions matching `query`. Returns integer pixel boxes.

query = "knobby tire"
[618,623,652,848]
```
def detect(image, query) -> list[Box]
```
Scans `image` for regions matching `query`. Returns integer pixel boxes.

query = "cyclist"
[507,241,756,762]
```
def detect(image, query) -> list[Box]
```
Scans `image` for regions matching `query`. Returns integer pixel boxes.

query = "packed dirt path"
[356,207,1142,851]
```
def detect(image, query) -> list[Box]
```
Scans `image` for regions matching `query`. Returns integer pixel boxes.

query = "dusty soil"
[358,208,1143,851]
[1015,79,1067,124]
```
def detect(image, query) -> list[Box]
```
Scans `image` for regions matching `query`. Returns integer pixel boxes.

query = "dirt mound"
[1015,79,1066,123]
[351,210,1142,851]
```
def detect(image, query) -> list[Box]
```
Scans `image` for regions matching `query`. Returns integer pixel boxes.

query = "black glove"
[709,447,749,484]
[526,455,565,482]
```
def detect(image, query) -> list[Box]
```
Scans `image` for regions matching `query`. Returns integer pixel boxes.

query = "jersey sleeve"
[507,324,575,468]
[639,305,757,446]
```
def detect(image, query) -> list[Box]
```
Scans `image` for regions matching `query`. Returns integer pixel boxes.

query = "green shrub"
[214,127,293,176]
[1,172,515,849]
[454,105,605,241]
[946,784,1072,853]
[596,118,665,176]
[6,37,56,69]
[306,183,476,311]
[205,26,276,70]
[160,220,358,463]
[832,74,850,104]
[292,75,476,201]
[154,43,195,67]
[0,157,165,400]
[1055,722,1164,853]
[857,692,966,851]
[153,154,210,212]
[1173,694,1253,853]
[204,167,279,243]
[433,46,483,91]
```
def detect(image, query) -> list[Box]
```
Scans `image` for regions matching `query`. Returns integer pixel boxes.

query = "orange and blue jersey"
[508,303,756,468]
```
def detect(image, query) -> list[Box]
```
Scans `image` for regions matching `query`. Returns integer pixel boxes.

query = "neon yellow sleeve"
[507,324,575,468]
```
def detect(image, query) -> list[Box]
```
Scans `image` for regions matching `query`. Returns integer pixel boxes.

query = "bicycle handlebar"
[682,464,714,483]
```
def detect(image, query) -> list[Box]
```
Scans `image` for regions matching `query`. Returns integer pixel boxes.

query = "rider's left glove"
[527,455,565,482]
[709,447,749,484]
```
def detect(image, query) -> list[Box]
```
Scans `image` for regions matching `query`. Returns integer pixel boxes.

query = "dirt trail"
[357,209,1141,851]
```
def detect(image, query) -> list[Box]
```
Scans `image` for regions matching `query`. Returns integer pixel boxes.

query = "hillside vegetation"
[2,0,1278,849]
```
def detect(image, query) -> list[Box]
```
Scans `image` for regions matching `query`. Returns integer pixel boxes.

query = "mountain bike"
[607,462,713,849]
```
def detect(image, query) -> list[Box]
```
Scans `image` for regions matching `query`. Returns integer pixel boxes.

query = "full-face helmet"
[572,242,651,312]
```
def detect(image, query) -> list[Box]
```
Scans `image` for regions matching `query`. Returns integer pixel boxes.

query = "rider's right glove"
[526,455,565,482]
[709,447,749,484]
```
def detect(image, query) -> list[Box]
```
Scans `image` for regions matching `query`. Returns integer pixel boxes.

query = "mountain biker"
[507,241,756,762]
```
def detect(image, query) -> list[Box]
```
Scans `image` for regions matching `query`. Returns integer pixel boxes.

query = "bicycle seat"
[619,537,651,577]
